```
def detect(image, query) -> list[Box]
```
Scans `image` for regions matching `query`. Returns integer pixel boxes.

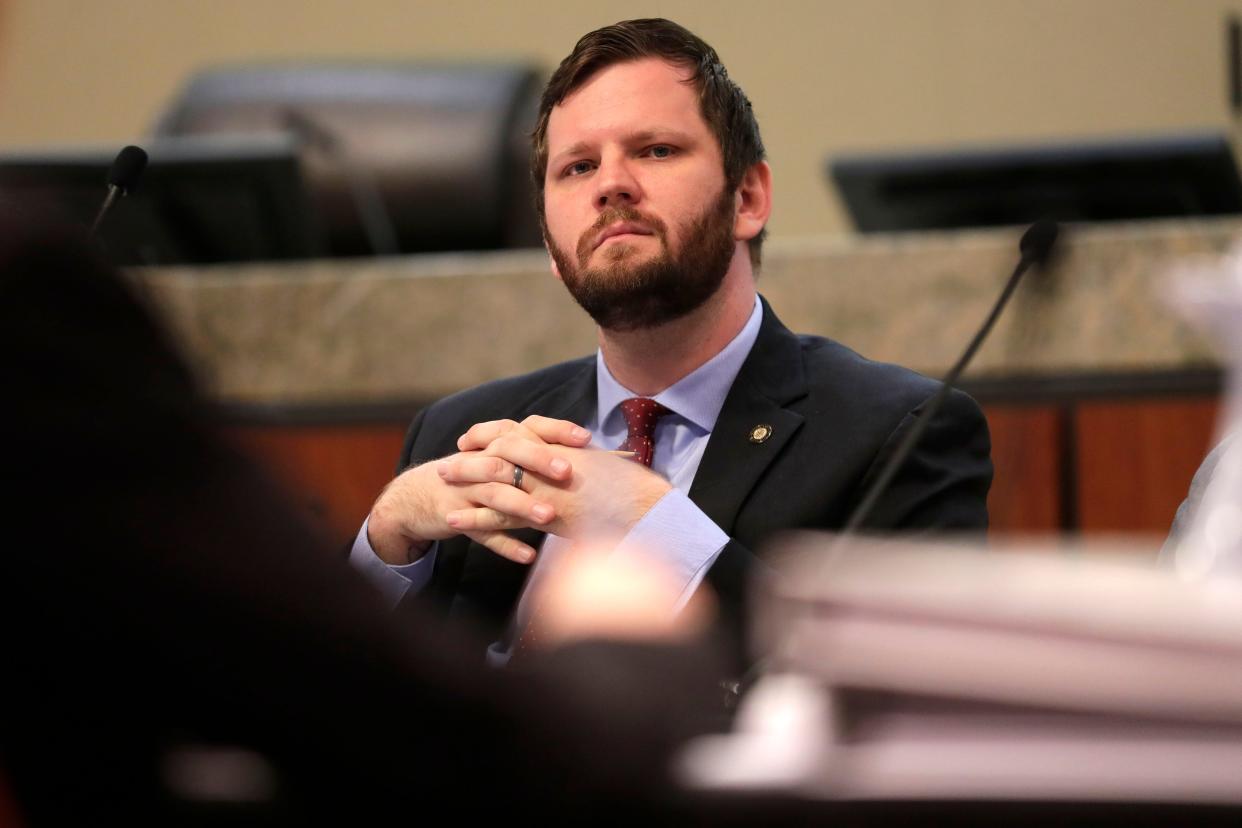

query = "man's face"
[542,58,739,331]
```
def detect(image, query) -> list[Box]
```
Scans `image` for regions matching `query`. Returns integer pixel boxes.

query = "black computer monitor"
[0,133,320,265]
[829,131,1242,233]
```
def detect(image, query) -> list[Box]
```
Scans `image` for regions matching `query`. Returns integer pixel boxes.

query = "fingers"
[486,435,574,481]
[447,506,540,533]
[516,415,593,447]
[444,478,556,562]
[447,481,555,526]
[437,454,517,486]
[441,440,573,484]
[457,416,591,453]
[430,454,558,565]
[453,416,591,483]
[457,418,519,452]
[462,529,537,564]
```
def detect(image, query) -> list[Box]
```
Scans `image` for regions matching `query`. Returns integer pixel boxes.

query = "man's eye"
[565,161,594,177]
[648,145,675,159]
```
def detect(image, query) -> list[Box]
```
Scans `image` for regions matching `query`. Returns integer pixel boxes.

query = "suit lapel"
[536,359,599,425]
[688,298,807,536]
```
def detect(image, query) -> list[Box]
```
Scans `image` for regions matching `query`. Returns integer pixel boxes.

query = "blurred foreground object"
[524,546,715,651]
[681,534,1242,806]
[1164,244,1242,577]
[0,209,725,823]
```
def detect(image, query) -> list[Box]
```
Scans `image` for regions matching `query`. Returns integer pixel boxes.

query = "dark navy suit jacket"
[397,297,993,661]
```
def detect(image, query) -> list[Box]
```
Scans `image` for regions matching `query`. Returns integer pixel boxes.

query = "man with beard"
[351,18,992,670]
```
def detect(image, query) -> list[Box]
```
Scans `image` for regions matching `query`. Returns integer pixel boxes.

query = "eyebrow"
[549,142,593,167]
[548,128,698,167]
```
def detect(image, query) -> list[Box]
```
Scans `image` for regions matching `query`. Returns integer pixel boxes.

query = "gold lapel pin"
[749,424,773,444]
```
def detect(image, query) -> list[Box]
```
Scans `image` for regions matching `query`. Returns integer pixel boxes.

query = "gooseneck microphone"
[839,219,1060,536]
[89,145,149,239]
[727,221,1062,708]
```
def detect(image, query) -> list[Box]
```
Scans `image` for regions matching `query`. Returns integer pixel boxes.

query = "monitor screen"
[0,133,320,265]
[829,132,1242,233]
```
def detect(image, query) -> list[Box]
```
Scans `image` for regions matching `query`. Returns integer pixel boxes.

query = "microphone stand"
[839,220,1059,537]
[727,220,1061,709]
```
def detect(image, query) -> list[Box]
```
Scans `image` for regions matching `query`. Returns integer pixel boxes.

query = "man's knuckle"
[477,482,499,505]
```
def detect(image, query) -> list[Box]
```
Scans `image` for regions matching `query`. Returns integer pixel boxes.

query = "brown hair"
[532,18,767,266]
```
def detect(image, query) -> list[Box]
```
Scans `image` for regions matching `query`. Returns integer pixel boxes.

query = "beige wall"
[1,0,1240,237]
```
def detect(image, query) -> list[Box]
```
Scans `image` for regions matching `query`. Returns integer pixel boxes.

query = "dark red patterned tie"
[618,397,671,467]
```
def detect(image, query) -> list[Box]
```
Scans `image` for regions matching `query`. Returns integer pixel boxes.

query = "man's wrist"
[630,478,674,528]
[404,538,433,564]
[613,490,728,608]
[366,461,443,564]
[366,510,433,565]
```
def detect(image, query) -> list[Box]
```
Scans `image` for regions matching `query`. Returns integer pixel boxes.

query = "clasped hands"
[367,416,672,566]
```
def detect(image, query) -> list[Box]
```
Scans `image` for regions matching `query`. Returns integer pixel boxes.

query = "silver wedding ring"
[511,464,525,490]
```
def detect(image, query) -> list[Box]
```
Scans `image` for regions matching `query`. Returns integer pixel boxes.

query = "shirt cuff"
[347,517,438,609]
[611,489,728,611]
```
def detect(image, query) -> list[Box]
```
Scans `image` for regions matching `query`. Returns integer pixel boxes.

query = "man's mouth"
[593,222,654,251]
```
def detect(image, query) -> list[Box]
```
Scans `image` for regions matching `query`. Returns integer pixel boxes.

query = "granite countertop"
[133,218,1242,409]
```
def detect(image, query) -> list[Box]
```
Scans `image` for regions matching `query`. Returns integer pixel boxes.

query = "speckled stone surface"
[132,218,1242,407]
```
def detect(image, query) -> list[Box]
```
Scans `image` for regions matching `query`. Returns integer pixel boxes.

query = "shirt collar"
[595,294,763,433]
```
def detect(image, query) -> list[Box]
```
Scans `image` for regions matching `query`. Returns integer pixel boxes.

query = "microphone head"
[1019,219,1059,266]
[106,145,149,193]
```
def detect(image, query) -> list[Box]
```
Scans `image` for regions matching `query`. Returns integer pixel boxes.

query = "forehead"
[545,57,711,152]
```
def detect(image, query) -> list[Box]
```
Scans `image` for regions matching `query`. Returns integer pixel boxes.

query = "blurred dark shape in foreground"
[0,206,723,824]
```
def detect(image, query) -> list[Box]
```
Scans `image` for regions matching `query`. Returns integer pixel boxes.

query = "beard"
[547,186,737,332]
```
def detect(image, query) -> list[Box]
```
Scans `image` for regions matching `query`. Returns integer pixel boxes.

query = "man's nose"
[594,157,642,209]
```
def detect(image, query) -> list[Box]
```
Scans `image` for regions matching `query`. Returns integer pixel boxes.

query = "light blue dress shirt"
[349,295,763,659]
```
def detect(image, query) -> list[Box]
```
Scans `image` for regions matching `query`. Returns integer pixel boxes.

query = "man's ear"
[733,161,773,243]
[548,250,563,282]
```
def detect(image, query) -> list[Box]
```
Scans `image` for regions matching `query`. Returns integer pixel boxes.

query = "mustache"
[576,206,668,263]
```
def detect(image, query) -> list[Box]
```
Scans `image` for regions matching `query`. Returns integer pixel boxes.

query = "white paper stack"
[679,534,1242,804]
